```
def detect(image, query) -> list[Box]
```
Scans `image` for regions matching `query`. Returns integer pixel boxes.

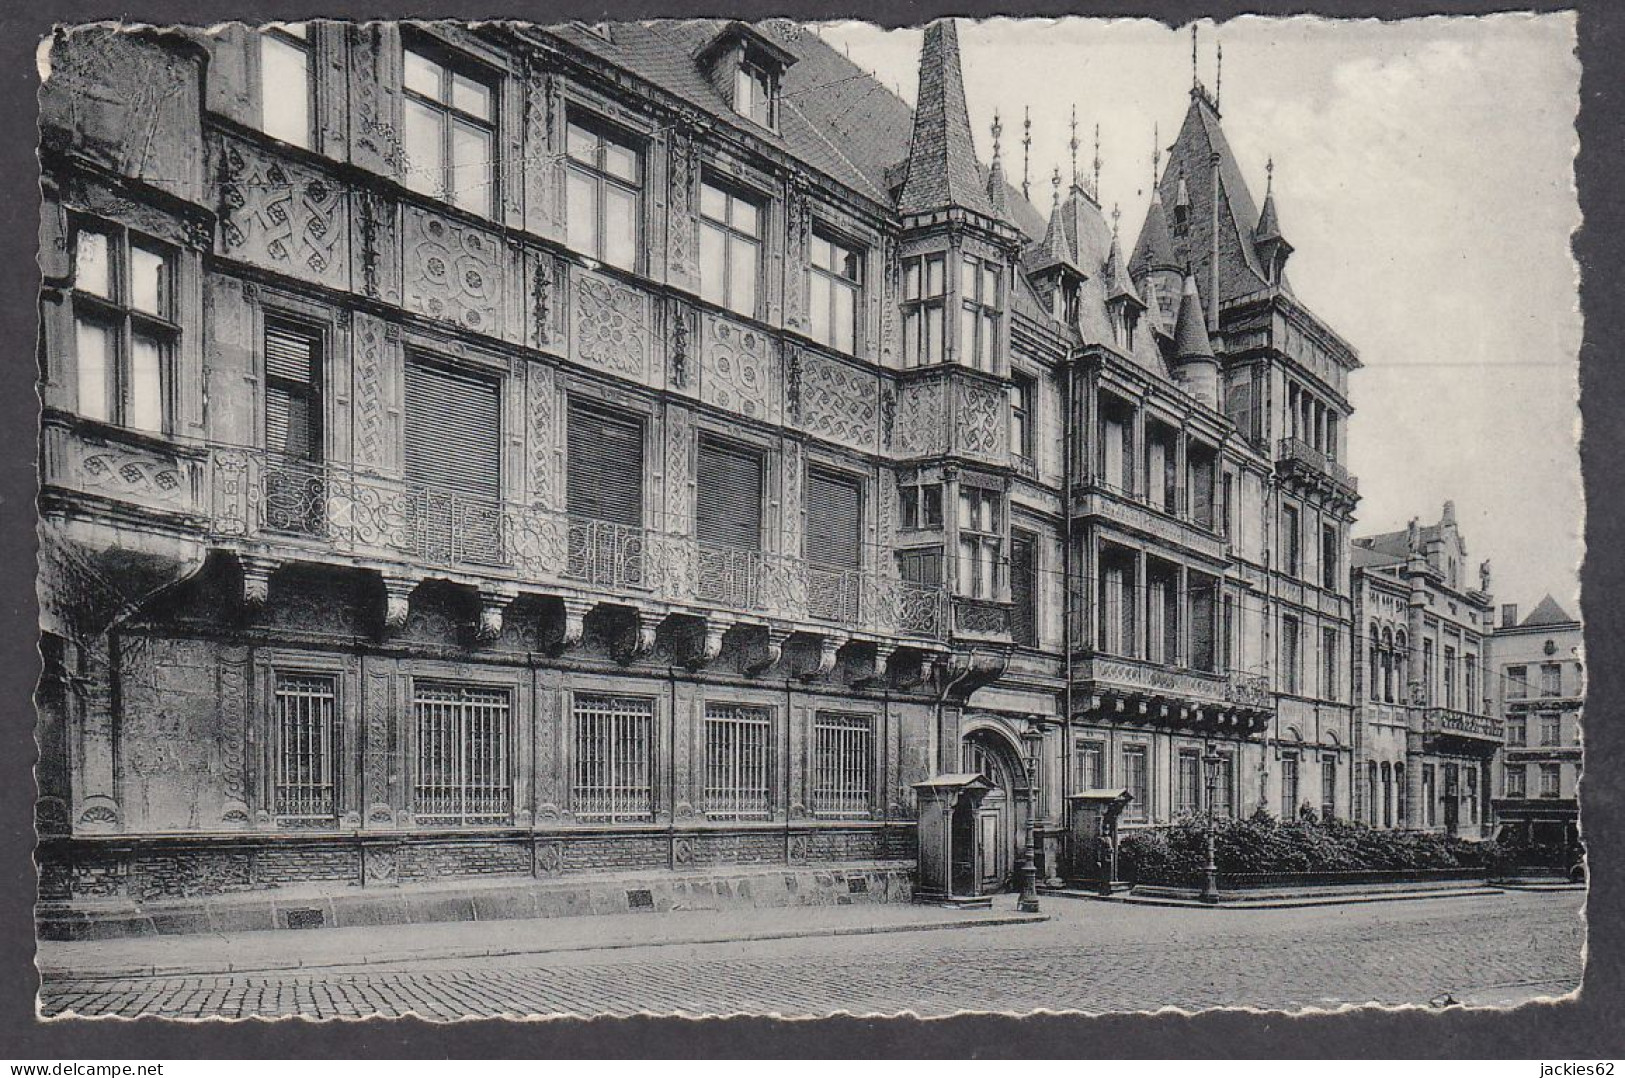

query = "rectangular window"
[565,399,646,588]
[1176,750,1201,816]
[571,694,654,822]
[1466,658,1478,712]
[402,44,496,217]
[1189,447,1216,530]
[1540,712,1562,747]
[1281,754,1301,819]
[1282,616,1301,696]
[1507,665,1528,699]
[1321,524,1339,590]
[898,547,944,585]
[1221,472,1235,538]
[956,487,1001,600]
[1539,763,1561,798]
[810,231,862,354]
[1010,531,1037,648]
[733,61,775,128]
[1321,757,1338,820]
[564,115,642,271]
[1505,764,1527,798]
[1423,639,1435,705]
[274,672,337,821]
[1214,752,1236,818]
[413,681,511,825]
[900,481,944,531]
[1541,662,1563,697]
[699,181,763,318]
[1121,745,1149,821]
[812,712,872,818]
[69,222,175,433]
[1283,504,1301,577]
[1444,646,1458,709]
[702,703,772,820]
[1322,627,1339,702]
[263,319,325,536]
[1422,765,1437,827]
[1076,739,1105,791]
[1221,594,1235,672]
[805,466,864,623]
[258,24,313,149]
[1507,716,1527,747]
[1189,573,1216,673]
[1008,374,1035,465]
[901,255,946,367]
[696,437,764,550]
[404,357,502,564]
[1466,766,1480,824]
[958,255,1000,371]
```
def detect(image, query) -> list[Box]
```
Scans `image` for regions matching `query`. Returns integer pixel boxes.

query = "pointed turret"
[1253,158,1293,284]
[985,112,1012,222]
[1169,274,1219,407]
[897,19,995,219]
[1130,189,1182,332]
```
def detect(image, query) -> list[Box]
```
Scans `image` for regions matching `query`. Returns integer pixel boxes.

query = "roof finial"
[1216,40,1223,111]
[1092,123,1102,199]
[1266,155,1275,196]
[991,110,1003,164]
[1152,121,1161,187]
[1051,165,1062,208]
[1068,105,1080,185]
[1111,201,1122,237]
[1022,105,1032,200]
[1191,24,1199,90]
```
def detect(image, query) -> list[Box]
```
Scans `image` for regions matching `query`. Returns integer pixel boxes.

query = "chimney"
[1501,603,1519,629]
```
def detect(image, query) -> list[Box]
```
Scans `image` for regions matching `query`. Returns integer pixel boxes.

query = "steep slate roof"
[897,19,996,218]
[1520,594,1578,628]
[1255,187,1284,244]
[1129,190,1180,278]
[1172,275,1216,360]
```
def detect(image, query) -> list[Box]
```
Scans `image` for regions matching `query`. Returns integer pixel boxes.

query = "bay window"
[70,221,175,434]
[956,486,1001,600]
[959,255,1000,372]
[901,254,946,367]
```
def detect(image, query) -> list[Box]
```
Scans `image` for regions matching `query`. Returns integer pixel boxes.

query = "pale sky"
[816,14,1582,618]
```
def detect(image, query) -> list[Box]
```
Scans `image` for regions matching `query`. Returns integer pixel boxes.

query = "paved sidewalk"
[38,893,1046,980]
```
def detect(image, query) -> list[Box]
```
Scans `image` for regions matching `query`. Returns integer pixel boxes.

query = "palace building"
[34,17,1362,934]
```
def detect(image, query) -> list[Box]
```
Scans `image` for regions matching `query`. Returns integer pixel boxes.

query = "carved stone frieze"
[526,362,557,509]
[402,206,504,334]
[700,316,774,421]
[894,378,947,457]
[798,352,879,451]
[956,379,1007,461]
[574,271,650,378]
[215,137,349,287]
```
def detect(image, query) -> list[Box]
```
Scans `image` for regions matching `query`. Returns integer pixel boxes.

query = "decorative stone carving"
[238,555,279,607]
[672,835,694,867]
[531,252,558,348]
[745,626,794,676]
[667,128,699,284]
[380,574,417,631]
[216,137,349,287]
[788,833,810,863]
[71,441,194,510]
[669,298,692,389]
[475,588,516,642]
[957,380,1007,460]
[894,379,947,457]
[535,840,564,877]
[665,407,694,535]
[781,438,803,555]
[560,597,593,650]
[701,316,773,420]
[349,24,405,177]
[697,616,733,666]
[363,844,398,886]
[880,386,898,448]
[402,207,503,333]
[805,633,848,680]
[574,271,650,378]
[522,68,561,236]
[783,179,810,330]
[799,353,879,451]
[855,642,896,686]
[526,362,556,509]
[615,609,661,664]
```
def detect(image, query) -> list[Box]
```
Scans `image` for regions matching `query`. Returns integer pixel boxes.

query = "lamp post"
[1016,726,1042,913]
[1200,745,1222,904]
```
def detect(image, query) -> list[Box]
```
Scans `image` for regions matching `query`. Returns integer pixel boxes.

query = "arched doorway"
[961,727,1027,894]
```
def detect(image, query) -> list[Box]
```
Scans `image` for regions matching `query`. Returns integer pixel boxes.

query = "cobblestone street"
[38,890,1583,1020]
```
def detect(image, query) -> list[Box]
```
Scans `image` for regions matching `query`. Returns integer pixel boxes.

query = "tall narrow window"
[812,712,872,818]
[1422,765,1437,826]
[959,255,1000,371]
[1221,594,1235,672]
[1189,446,1216,530]
[1466,656,1478,711]
[902,255,946,367]
[1541,662,1563,697]
[1214,752,1236,818]
[402,45,496,217]
[1221,472,1235,538]
[1322,626,1339,702]
[572,694,655,822]
[1189,573,1216,673]
[1423,639,1435,705]
[1281,754,1301,819]
[1320,757,1338,820]
[695,438,766,609]
[263,319,324,536]
[404,358,502,565]
[1010,531,1037,648]
[1539,763,1561,798]
[1176,750,1202,816]
[1282,504,1301,577]
[1075,739,1105,791]
[703,703,772,819]
[809,231,862,353]
[805,466,863,623]
[274,672,337,822]
[1321,524,1339,590]
[1282,616,1301,695]
[1540,712,1561,747]
[1009,374,1034,467]
[733,60,776,128]
[1506,664,1528,699]
[566,400,645,588]
[564,115,642,271]
[1505,764,1527,798]
[1121,745,1150,821]
[69,222,175,434]
[956,487,1001,600]
[1444,646,1458,709]
[413,681,511,825]
[699,181,762,318]
[258,24,313,149]
[1507,715,1527,747]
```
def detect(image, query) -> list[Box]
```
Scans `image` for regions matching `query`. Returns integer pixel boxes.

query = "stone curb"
[39,911,1049,981]
[1041,885,1507,910]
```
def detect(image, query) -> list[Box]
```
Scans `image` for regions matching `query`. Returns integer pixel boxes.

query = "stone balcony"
[1073,654,1273,734]
[207,448,950,645]
[1276,437,1359,501]
[1420,706,1506,753]
[1071,482,1226,561]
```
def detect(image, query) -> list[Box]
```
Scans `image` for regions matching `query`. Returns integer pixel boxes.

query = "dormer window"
[1053,278,1080,326]
[734,61,776,128]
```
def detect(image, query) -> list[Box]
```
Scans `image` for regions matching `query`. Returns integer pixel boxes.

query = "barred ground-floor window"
[413,681,512,825]
[812,712,873,818]
[573,693,655,822]
[703,702,773,819]
[274,671,338,822]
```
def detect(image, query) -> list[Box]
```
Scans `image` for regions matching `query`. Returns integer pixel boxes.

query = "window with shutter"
[404,358,502,564]
[696,438,766,610]
[264,319,323,535]
[805,466,863,623]
[1010,531,1036,647]
[564,400,646,588]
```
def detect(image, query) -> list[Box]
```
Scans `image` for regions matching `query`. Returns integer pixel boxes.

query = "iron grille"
[413,681,512,826]
[572,694,654,823]
[703,703,772,819]
[805,566,863,624]
[274,672,338,821]
[695,544,764,610]
[565,515,647,589]
[812,711,872,818]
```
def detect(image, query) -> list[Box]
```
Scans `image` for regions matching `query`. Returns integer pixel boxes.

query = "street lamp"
[1200,745,1223,904]
[1016,726,1042,913]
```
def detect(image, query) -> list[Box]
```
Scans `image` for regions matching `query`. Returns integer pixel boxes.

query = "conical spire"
[1129,189,1179,279]
[1104,207,1141,306]
[1030,168,1077,274]
[985,111,1011,221]
[898,19,995,218]
[1172,274,1216,361]
[1255,158,1285,242]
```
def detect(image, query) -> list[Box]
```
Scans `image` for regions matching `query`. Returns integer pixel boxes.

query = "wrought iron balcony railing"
[1276,437,1358,493]
[210,449,950,641]
[1422,706,1506,743]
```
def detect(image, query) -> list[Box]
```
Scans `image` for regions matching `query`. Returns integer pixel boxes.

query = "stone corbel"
[745,626,794,676]
[560,597,595,650]
[615,609,662,664]
[380,574,419,632]
[803,632,849,680]
[854,642,897,687]
[475,587,518,642]
[239,554,280,608]
[695,615,734,666]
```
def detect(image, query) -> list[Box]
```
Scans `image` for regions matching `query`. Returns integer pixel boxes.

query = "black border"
[3,0,1619,1058]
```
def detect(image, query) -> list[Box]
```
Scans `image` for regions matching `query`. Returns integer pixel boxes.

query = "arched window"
[1395,764,1407,828]
[1368,627,1381,701]
[1395,631,1409,702]
[1381,628,1395,702]
[1380,762,1393,827]
[1367,762,1379,825]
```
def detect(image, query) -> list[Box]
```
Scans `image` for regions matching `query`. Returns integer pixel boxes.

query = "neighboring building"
[33,17,1363,927]
[1350,503,1500,836]
[1491,595,1583,847]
